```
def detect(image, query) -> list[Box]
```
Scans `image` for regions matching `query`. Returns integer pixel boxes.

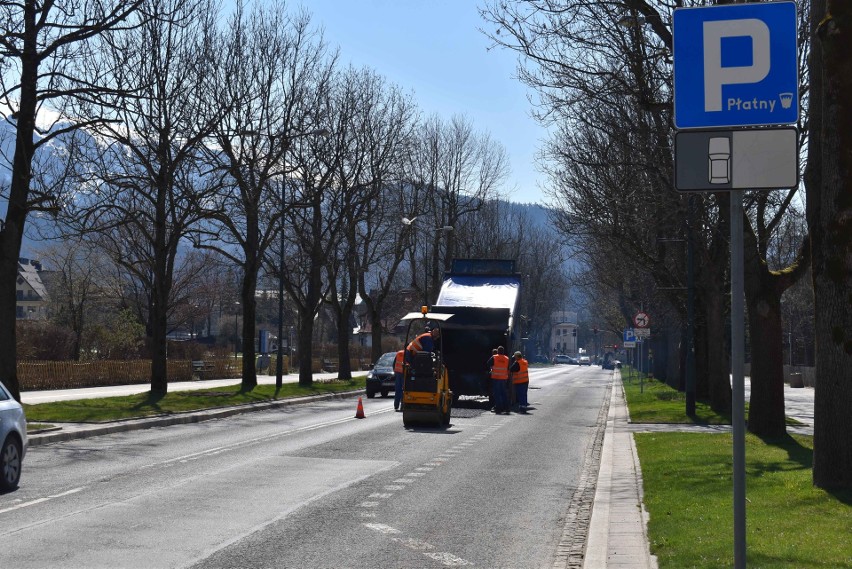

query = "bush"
[16,321,76,360]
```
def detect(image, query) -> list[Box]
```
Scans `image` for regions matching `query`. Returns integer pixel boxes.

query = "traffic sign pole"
[731,192,747,569]
[673,3,798,564]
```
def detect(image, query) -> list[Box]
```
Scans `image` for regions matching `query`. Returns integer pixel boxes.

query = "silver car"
[0,379,27,491]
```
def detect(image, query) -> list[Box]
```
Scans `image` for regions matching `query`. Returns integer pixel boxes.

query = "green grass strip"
[636,432,852,568]
[621,368,731,424]
[24,377,366,423]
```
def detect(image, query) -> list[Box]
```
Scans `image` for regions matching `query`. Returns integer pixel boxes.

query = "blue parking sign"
[673,2,798,129]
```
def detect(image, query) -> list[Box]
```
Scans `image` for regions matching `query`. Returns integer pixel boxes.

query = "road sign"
[624,341,637,349]
[624,329,636,343]
[675,127,798,191]
[633,312,650,328]
[634,328,651,338]
[673,2,798,129]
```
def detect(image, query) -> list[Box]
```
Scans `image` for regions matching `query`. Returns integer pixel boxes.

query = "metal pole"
[686,194,696,416]
[731,191,747,569]
[234,304,239,360]
[424,249,429,307]
[276,181,285,389]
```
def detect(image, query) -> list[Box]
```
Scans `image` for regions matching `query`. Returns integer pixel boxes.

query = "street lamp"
[266,127,330,389]
[400,217,453,307]
[234,301,240,360]
[427,225,453,307]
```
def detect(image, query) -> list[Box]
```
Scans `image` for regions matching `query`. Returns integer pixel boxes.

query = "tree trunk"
[744,287,787,437]
[0,30,40,401]
[297,311,314,387]
[809,0,852,490]
[336,310,352,380]
[368,302,384,363]
[240,268,258,391]
[150,277,169,395]
[705,282,733,414]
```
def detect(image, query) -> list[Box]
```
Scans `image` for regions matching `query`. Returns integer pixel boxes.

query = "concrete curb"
[28,389,362,446]
[584,374,658,569]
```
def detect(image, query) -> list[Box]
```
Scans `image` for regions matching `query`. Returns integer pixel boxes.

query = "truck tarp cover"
[436,275,519,312]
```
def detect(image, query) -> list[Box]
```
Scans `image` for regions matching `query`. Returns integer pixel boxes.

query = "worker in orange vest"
[393,349,405,411]
[407,327,440,358]
[487,345,510,414]
[510,350,529,413]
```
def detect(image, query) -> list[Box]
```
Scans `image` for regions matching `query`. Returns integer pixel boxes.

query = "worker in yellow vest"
[487,345,510,414]
[510,351,529,413]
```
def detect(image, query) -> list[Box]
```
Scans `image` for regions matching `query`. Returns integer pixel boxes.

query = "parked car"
[529,354,550,364]
[1,379,27,491]
[578,356,591,366]
[366,352,397,398]
[553,354,575,364]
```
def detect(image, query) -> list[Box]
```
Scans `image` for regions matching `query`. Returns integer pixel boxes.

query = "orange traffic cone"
[355,396,366,419]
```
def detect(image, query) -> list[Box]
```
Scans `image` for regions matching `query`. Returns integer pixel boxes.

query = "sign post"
[673,3,798,567]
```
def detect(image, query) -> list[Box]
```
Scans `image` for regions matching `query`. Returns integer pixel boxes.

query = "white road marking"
[364,522,402,535]
[0,486,86,515]
[425,551,473,566]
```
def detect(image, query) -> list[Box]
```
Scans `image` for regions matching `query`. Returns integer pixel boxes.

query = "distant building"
[16,258,49,320]
[550,311,578,355]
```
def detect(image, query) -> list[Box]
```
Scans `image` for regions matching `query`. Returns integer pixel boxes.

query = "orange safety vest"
[513,358,529,384]
[491,354,509,380]
[394,350,405,374]
[407,332,432,354]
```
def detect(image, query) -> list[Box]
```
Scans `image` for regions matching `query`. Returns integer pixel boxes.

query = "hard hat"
[514,351,522,358]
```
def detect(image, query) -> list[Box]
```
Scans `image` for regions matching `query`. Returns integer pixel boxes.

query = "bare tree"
[324,67,419,374]
[0,0,146,399]
[38,239,110,360]
[60,0,219,395]
[406,114,510,300]
[196,3,333,390]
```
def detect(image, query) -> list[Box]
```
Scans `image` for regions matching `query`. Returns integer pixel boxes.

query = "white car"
[0,380,27,491]
[578,356,591,366]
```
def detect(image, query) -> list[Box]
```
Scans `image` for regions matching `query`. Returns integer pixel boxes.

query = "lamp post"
[273,128,330,388]
[234,301,240,360]
[424,225,453,307]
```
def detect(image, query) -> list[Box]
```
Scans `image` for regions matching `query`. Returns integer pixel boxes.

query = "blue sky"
[298,0,548,205]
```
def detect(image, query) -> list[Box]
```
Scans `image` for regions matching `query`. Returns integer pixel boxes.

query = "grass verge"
[621,368,731,424]
[24,377,366,424]
[622,368,803,426]
[636,431,852,568]
[624,371,851,568]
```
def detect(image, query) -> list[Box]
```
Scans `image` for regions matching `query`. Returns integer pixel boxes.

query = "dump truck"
[431,258,522,403]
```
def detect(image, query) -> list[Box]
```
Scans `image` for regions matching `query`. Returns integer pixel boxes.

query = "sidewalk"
[584,376,658,569]
[21,371,342,405]
[24,371,353,447]
[583,374,816,568]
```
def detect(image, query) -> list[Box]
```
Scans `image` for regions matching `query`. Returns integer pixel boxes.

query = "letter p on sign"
[703,19,770,112]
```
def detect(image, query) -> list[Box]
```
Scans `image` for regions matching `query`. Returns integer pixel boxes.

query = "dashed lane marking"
[0,486,86,515]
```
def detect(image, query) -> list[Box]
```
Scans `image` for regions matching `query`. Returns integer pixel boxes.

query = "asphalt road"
[2,364,611,569]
